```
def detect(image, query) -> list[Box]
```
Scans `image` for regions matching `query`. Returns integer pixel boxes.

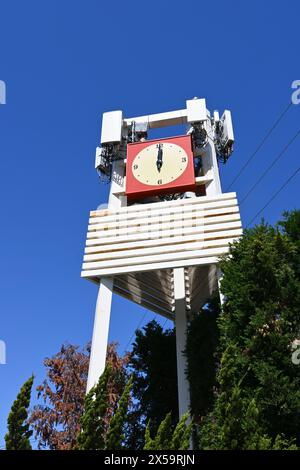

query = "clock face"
[131,142,188,186]
[125,135,196,199]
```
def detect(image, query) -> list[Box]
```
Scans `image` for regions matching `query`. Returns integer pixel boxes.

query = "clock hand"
[156,143,163,172]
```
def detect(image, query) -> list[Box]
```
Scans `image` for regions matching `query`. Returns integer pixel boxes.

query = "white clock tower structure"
[81,97,242,417]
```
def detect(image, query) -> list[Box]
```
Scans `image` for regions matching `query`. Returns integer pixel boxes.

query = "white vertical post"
[86,277,114,393]
[174,267,190,417]
[217,267,225,307]
[86,157,125,393]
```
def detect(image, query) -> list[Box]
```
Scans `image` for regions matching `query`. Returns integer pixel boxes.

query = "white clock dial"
[131,142,188,186]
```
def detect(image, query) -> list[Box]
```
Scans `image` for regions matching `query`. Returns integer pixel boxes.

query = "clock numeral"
[157,179,162,185]
[133,164,138,170]
[182,157,187,162]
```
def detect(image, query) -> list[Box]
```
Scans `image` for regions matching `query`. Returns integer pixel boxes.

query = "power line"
[226,102,292,191]
[240,126,300,205]
[246,165,300,227]
[123,310,149,353]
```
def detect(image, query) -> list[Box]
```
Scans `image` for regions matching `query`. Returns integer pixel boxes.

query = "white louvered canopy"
[81,192,242,320]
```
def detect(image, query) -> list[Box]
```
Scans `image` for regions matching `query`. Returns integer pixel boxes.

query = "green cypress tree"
[106,376,133,450]
[77,367,110,450]
[152,412,173,450]
[171,413,192,450]
[242,399,274,450]
[5,376,34,450]
[144,413,192,450]
[143,422,155,450]
[143,413,172,450]
[199,213,300,449]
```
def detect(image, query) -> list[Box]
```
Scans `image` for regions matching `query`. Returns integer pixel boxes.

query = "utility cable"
[226,102,292,191]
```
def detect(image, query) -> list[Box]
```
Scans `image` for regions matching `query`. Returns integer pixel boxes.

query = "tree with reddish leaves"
[29,342,128,449]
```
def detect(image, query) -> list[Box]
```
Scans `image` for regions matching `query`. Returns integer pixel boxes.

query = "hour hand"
[156,143,163,172]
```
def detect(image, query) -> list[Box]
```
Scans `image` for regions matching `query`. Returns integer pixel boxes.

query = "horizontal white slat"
[81,255,220,277]
[127,271,174,290]
[113,285,174,319]
[114,278,172,309]
[190,269,218,298]
[82,193,241,280]
[116,275,174,301]
[88,203,239,232]
[90,192,237,218]
[84,228,243,254]
[82,246,229,271]
[85,220,242,248]
[83,237,240,263]
[86,212,241,240]
[88,197,238,226]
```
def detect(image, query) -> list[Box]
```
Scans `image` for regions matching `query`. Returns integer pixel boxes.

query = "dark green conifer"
[5,376,34,450]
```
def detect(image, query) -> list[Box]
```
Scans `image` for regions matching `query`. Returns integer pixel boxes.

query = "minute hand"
[156,144,163,172]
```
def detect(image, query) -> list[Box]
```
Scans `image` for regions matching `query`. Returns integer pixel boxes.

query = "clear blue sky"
[0,0,299,447]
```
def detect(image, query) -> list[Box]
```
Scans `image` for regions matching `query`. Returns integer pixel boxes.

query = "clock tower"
[82,98,241,418]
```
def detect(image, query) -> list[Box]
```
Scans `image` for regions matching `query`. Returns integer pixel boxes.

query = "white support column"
[86,158,125,394]
[202,118,222,196]
[86,277,113,393]
[174,267,190,417]
[217,267,225,307]
[109,160,127,208]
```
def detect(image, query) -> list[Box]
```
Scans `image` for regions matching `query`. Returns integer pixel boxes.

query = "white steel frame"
[83,100,240,421]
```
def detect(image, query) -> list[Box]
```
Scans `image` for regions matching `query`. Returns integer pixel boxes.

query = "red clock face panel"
[125,135,196,199]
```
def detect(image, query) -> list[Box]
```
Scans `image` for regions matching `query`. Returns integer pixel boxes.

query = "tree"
[106,376,133,449]
[144,412,192,450]
[78,371,133,450]
[199,213,300,449]
[185,295,220,422]
[29,342,128,449]
[170,413,192,450]
[126,320,178,448]
[200,344,297,450]
[5,376,34,450]
[77,367,111,450]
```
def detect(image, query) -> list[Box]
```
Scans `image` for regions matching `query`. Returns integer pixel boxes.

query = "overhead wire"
[123,310,149,353]
[239,126,300,206]
[226,102,292,191]
[245,164,300,227]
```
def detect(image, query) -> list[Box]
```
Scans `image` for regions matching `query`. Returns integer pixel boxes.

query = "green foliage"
[106,376,133,450]
[171,413,192,450]
[185,296,220,421]
[152,412,173,450]
[199,212,300,449]
[144,422,156,450]
[77,367,111,450]
[126,320,178,448]
[78,368,133,450]
[144,412,192,450]
[5,376,34,450]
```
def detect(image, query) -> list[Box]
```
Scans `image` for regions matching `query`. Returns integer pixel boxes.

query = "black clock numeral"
[182,157,187,162]
[133,164,138,170]
[157,179,162,185]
